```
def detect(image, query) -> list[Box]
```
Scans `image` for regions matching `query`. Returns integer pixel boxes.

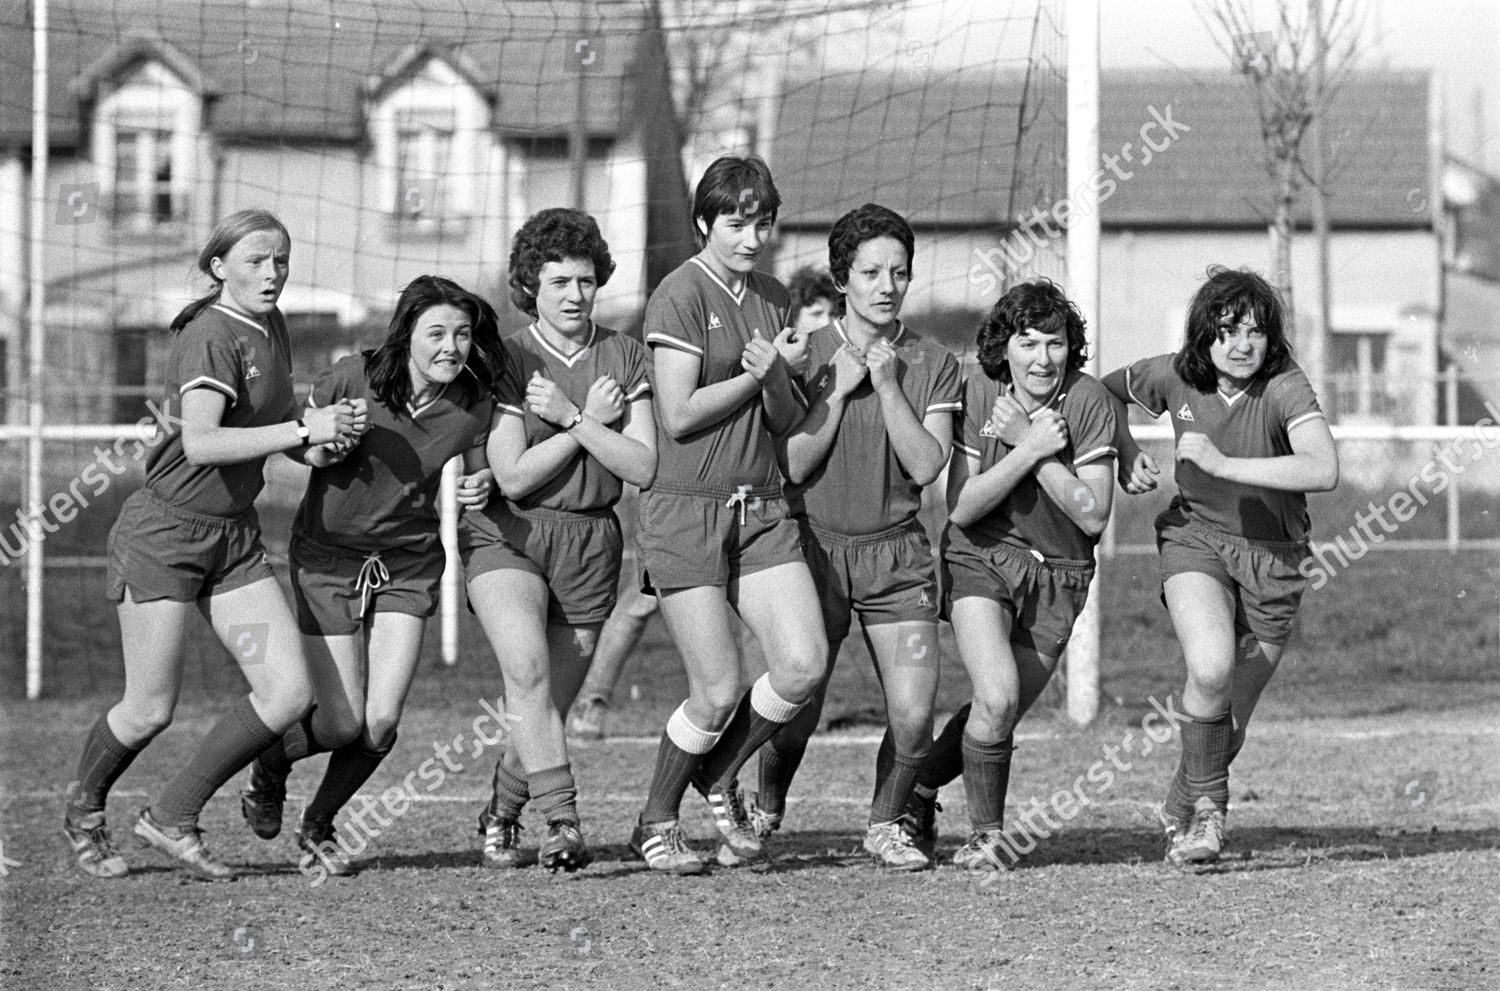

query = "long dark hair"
[366,276,506,413]
[1174,266,1292,392]
[976,278,1089,384]
[170,209,290,333]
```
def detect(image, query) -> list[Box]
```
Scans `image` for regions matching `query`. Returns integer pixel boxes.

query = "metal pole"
[25,0,50,699]
[1065,0,1101,726]
[439,456,460,665]
[1446,364,1459,551]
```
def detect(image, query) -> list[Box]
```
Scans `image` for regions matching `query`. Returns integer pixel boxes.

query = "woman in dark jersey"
[1104,266,1337,867]
[239,275,502,879]
[62,209,362,880]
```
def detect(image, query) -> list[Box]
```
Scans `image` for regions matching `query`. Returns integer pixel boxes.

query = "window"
[514,136,613,216]
[393,108,455,228]
[1329,330,1395,420]
[92,60,198,235]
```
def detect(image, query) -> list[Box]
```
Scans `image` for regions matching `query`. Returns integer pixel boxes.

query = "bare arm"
[1034,460,1116,537]
[487,411,580,501]
[572,395,657,490]
[653,347,761,440]
[1177,417,1339,492]
[180,389,355,467]
[784,345,865,484]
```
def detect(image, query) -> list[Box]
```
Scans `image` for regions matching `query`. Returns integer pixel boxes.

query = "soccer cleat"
[539,820,592,873]
[478,811,526,869]
[705,783,762,866]
[952,829,1014,873]
[628,819,706,875]
[1155,802,1191,866]
[746,793,782,841]
[863,821,931,872]
[565,697,608,742]
[62,808,128,879]
[296,818,356,878]
[1177,796,1226,865]
[133,808,237,881]
[901,790,941,860]
[240,758,288,840]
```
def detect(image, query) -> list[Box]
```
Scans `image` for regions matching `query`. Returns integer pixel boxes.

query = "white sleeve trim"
[645,332,703,357]
[925,401,963,414]
[180,376,237,405]
[1124,367,1165,417]
[1073,444,1118,467]
[625,381,652,401]
[1286,410,1325,432]
[497,402,526,418]
[953,441,982,458]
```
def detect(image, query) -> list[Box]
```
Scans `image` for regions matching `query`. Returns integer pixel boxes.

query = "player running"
[239,275,501,877]
[1103,266,1337,866]
[464,208,655,872]
[630,155,826,874]
[750,203,961,871]
[906,279,1116,872]
[63,209,363,880]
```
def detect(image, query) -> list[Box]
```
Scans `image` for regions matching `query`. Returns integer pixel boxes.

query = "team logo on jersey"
[245,364,261,380]
[1176,403,1194,422]
[708,313,723,330]
[979,420,999,438]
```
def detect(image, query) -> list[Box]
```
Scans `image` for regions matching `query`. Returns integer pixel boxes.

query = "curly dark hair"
[507,208,616,317]
[366,275,507,413]
[787,266,841,318]
[692,154,781,244]
[976,278,1089,384]
[827,203,914,286]
[1173,266,1292,392]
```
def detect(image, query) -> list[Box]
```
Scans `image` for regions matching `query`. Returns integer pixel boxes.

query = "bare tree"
[1197,0,1366,379]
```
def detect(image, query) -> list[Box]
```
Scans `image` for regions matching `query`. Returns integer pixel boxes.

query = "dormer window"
[369,48,490,238]
[90,58,200,234]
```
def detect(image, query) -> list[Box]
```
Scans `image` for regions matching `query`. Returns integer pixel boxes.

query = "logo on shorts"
[708,313,723,330]
[916,589,933,610]
[1176,403,1195,422]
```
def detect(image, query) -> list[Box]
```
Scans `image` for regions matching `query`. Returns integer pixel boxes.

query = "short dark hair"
[787,266,840,317]
[976,278,1089,383]
[827,203,914,286]
[1174,266,1292,391]
[692,155,780,243]
[507,208,616,317]
[366,275,506,412]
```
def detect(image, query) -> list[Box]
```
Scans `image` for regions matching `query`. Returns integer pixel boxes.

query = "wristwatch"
[563,410,584,430]
[295,418,311,444]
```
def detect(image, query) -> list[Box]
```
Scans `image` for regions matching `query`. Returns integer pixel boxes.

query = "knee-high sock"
[871,735,930,825]
[153,696,280,829]
[528,764,579,826]
[916,703,970,792]
[1164,707,1233,820]
[255,709,328,779]
[755,741,807,816]
[960,731,1014,833]
[487,757,530,820]
[696,674,804,791]
[303,734,397,827]
[71,711,153,814]
[641,704,722,825]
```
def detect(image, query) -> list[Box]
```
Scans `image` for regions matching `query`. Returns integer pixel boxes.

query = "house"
[769,67,1445,424]
[0,0,695,425]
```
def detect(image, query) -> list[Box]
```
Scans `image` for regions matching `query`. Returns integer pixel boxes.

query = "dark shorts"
[634,484,804,593]
[290,535,444,636]
[461,505,623,625]
[800,519,939,643]
[106,489,277,603]
[941,527,1095,658]
[1155,508,1308,647]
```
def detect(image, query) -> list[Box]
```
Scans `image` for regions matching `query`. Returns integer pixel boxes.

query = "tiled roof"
[772,67,1430,228]
[0,0,652,147]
